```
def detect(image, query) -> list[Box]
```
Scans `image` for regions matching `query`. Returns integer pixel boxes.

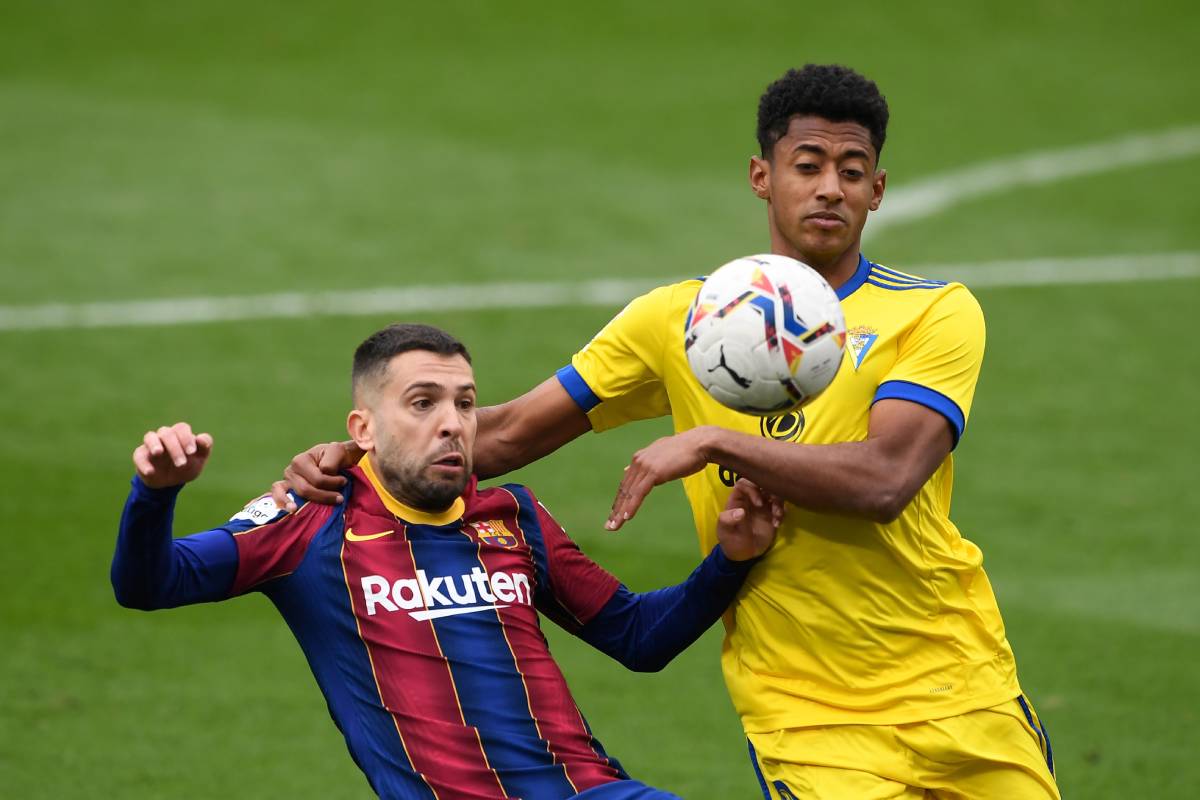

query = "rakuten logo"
[361,568,533,621]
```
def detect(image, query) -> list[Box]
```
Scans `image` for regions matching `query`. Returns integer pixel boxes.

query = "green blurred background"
[2,1,1197,797]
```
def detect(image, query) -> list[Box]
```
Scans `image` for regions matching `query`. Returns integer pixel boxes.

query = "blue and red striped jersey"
[113,457,753,799]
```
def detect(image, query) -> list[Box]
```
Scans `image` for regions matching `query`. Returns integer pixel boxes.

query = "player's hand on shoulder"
[133,422,213,488]
[716,479,783,562]
[269,440,361,513]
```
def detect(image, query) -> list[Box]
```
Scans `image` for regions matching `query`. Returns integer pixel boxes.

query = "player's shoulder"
[222,490,333,536]
[864,260,981,313]
[627,278,703,318]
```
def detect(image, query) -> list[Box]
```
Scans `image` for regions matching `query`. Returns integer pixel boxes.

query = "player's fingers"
[316,443,350,474]
[193,432,214,457]
[288,453,348,493]
[173,421,196,455]
[614,473,655,528]
[718,507,746,525]
[283,466,343,505]
[132,444,156,476]
[270,480,297,513]
[157,426,187,467]
[143,430,164,457]
[737,479,766,509]
[607,461,644,528]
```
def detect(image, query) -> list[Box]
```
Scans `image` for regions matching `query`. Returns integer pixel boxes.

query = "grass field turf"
[2,2,1198,798]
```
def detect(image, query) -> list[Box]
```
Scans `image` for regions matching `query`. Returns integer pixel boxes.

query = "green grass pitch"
[1,2,1198,797]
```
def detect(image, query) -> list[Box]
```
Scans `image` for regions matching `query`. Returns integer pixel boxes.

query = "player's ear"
[749,155,771,200]
[347,408,374,452]
[870,168,886,211]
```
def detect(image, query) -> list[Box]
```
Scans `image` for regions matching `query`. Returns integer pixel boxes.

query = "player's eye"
[842,168,864,179]
[795,162,818,172]
[412,398,433,410]
[458,398,475,410]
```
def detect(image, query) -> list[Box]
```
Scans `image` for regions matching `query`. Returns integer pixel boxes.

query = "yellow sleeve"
[556,284,677,433]
[873,284,985,447]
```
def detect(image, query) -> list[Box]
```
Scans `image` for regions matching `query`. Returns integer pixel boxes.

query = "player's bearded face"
[368,352,477,511]
[757,116,885,268]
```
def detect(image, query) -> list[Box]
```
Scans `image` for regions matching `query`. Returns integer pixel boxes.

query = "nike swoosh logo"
[408,604,510,621]
[345,528,394,542]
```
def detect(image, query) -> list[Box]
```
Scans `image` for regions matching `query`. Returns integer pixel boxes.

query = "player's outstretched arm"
[113,423,239,610]
[607,399,954,529]
[472,377,591,478]
[576,480,781,672]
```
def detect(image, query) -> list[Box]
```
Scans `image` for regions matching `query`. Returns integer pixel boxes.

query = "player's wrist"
[693,425,726,463]
[131,474,186,498]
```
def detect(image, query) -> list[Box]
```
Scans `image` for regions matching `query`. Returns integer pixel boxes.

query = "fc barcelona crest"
[469,519,519,548]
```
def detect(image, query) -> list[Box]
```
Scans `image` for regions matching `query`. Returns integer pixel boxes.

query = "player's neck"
[772,240,863,293]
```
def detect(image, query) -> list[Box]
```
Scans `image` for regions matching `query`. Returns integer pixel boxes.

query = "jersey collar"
[835,254,871,300]
[358,455,465,526]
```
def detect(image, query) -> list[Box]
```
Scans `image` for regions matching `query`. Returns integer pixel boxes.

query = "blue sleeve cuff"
[872,380,965,448]
[131,475,185,502]
[710,545,759,576]
[555,364,601,412]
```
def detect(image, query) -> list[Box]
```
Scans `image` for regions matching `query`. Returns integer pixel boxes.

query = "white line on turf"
[4,125,1199,332]
[0,253,1196,332]
[868,124,1200,235]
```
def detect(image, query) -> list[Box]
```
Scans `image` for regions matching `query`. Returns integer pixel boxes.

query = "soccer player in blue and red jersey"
[112,323,780,800]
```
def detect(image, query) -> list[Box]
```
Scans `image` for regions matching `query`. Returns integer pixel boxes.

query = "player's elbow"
[112,584,155,611]
[111,570,160,611]
[626,652,673,673]
[861,482,914,524]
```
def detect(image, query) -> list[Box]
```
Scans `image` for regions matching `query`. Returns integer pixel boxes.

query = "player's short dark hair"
[352,323,471,402]
[756,64,890,161]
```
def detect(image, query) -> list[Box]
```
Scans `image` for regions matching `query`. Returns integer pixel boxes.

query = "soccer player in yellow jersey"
[278,65,1060,799]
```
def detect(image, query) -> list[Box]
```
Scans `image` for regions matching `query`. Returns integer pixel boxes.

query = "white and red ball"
[684,254,846,416]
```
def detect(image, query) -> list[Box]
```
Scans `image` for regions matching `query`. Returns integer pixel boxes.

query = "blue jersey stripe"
[505,486,627,778]
[271,513,438,800]
[866,277,948,291]
[870,264,947,285]
[556,364,602,412]
[872,380,965,447]
[409,531,574,799]
[747,741,772,800]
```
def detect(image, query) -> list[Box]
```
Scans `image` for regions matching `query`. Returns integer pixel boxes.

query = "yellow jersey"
[555,254,1021,732]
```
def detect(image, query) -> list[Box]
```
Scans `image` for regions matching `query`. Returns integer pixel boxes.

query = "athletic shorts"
[747,695,1059,799]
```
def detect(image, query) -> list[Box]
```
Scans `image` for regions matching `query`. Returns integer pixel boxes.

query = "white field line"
[3,126,1199,333]
[869,124,1200,235]
[0,253,1196,332]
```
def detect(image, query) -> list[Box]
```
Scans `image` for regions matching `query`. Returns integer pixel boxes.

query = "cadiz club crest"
[846,325,878,371]
[469,519,519,548]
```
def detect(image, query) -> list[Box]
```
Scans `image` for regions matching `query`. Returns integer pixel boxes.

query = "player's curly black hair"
[756,64,890,161]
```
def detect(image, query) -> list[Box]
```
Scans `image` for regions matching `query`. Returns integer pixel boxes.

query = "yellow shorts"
[747,695,1059,799]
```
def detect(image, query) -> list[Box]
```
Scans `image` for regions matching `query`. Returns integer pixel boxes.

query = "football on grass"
[684,254,846,415]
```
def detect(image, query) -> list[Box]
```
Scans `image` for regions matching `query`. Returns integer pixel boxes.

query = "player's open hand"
[607,427,713,531]
[133,422,213,489]
[716,479,783,562]
[270,440,362,513]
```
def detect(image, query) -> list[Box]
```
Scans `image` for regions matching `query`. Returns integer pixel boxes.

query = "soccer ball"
[684,254,847,415]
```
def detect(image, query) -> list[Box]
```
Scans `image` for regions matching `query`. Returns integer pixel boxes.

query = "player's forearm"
[579,546,754,672]
[111,478,237,609]
[697,427,910,523]
[473,393,591,479]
